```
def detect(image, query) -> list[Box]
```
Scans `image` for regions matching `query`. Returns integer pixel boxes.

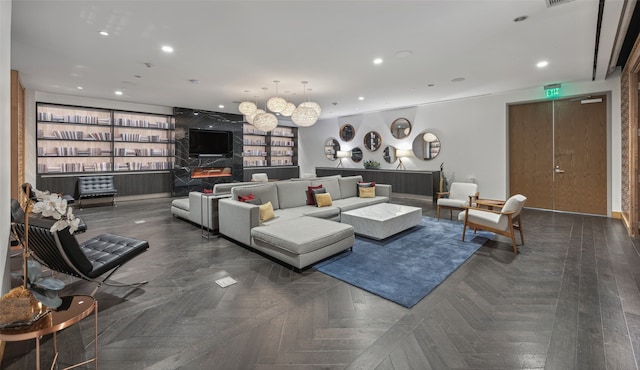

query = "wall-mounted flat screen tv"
[188,129,233,158]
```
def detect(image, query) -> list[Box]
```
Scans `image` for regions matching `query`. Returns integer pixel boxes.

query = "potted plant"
[364,160,381,169]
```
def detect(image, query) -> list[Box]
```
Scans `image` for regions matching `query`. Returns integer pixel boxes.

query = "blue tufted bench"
[78,175,118,208]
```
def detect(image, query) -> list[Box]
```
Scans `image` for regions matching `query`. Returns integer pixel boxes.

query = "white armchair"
[460,194,527,254]
[436,182,479,220]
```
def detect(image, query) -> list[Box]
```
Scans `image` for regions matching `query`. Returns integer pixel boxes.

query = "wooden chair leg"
[437,205,441,220]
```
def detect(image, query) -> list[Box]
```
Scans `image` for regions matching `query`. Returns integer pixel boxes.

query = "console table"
[0,295,98,370]
[315,167,440,201]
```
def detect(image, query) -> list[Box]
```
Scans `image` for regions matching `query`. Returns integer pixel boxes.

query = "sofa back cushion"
[213,181,254,195]
[275,180,311,209]
[338,175,364,198]
[311,178,342,200]
[232,183,280,209]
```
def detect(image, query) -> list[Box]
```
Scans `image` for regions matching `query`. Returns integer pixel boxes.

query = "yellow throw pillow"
[315,193,333,207]
[259,201,275,222]
[359,187,375,198]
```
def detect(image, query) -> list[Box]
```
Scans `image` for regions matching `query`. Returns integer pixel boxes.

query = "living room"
[2,1,640,369]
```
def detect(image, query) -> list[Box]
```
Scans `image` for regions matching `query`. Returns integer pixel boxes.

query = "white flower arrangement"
[30,188,80,234]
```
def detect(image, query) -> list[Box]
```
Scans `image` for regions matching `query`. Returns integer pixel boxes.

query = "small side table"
[0,295,98,370]
[200,193,232,239]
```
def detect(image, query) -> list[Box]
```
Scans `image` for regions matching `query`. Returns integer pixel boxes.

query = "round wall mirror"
[324,138,341,160]
[340,124,355,142]
[364,131,382,151]
[383,145,396,163]
[390,118,412,139]
[412,131,441,160]
[351,147,363,162]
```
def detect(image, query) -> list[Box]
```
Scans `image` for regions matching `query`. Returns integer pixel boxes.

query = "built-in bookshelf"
[242,124,297,167]
[36,103,175,174]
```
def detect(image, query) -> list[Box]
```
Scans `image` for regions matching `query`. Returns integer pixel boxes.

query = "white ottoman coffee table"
[341,203,423,240]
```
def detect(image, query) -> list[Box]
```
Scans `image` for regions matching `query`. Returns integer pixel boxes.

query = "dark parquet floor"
[3,194,640,370]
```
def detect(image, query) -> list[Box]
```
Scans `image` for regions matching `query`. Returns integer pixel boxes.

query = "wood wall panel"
[10,70,25,199]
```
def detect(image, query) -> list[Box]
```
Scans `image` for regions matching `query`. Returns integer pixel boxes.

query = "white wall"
[299,73,622,213]
[1,0,12,294]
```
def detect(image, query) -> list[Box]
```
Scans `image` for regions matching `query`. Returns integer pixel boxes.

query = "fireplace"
[190,167,232,178]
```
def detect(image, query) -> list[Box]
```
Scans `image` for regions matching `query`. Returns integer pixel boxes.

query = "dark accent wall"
[173,107,244,196]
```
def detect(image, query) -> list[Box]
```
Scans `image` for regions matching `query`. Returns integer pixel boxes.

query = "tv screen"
[188,129,233,158]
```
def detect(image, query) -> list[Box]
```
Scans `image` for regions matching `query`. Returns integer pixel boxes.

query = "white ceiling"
[10,0,633,120]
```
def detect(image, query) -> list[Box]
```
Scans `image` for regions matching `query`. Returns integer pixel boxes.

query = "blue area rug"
[315,217,492,308]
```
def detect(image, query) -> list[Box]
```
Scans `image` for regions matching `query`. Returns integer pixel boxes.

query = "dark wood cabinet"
[315,167,440,201]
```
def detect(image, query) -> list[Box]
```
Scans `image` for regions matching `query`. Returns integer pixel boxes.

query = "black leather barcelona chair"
[12,215,149,296]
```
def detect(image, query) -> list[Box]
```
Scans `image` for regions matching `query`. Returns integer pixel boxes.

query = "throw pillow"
[203,188,213,194]
[359,187,375,198]
[315,193,333,207]
[259,201,275,222]
[311,188,327,206]
[238,193,255,202]
[306,185,323,205]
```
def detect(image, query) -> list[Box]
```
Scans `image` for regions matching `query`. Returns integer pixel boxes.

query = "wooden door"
[553,96,607,214]
[509,96,607,215]
[509,101,554,209]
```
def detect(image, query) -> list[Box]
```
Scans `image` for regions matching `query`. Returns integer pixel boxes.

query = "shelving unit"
[36,103,175,174]
[242,124,297,167]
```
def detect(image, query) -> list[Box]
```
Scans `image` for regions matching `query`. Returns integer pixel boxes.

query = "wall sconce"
[336,150,351,167]
[395,149,412,170]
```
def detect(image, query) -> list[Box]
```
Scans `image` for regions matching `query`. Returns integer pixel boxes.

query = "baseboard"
[611,211,622,220]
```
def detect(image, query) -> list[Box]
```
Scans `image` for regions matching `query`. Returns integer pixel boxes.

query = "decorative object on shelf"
[395,149,412,170]
[324,138,340,160]
[412,131,441,160]
[238,90,257,116]
[390,118,412,139]
[351,147,364,163]
[364,131,382,151]
[253,87,279,132]
[266,81,287,113]
[336,150,351,167]
[340,124,355,142]
[364,160,381,169]
[291,81,319,127]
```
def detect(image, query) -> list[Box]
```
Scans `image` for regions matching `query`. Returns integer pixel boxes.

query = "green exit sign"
[545,87,560,98]
[544,83,561,98]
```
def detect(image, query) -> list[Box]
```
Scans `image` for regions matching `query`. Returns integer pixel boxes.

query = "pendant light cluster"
[238,80,321,130]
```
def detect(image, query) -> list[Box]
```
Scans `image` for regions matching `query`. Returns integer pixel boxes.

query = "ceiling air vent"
[545,0,575,7]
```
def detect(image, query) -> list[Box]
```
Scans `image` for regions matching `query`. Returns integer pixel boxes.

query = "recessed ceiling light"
[134,75,142,79]
[193,112,199,116]
[189,79,199,84]
[514,15,528,22]
[76,86,83,90]
[218,105,224,109]
[394,50,414,58]
[114,90,123,95]
[358,96,365,101]
[451,77,466,83]
[537,60,549,68]
[99,31,109,36]
[373,58,383,65]
[161,45,174,53]
[427,84,435,87]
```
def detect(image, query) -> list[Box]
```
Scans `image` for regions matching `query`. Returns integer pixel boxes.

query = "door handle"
[555,166,565,173]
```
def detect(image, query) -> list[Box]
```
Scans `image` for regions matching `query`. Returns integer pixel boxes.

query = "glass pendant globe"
[280,102,296,117]
[238,101,257,116]
[267,96,287,113]
[299,101,321,116]
[253,112,278,131]
[246,108,264,125]
[291,106,318,127]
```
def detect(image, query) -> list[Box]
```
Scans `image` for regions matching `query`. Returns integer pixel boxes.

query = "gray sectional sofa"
[170,181,256,230]
[218,175,391,269]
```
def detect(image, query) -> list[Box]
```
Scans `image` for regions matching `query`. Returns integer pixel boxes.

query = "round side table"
[0,295,98,370]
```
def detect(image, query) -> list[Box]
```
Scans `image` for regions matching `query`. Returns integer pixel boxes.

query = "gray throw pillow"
[311,187,327,205]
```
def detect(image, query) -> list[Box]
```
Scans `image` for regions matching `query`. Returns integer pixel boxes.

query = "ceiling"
[10,0,636,120]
